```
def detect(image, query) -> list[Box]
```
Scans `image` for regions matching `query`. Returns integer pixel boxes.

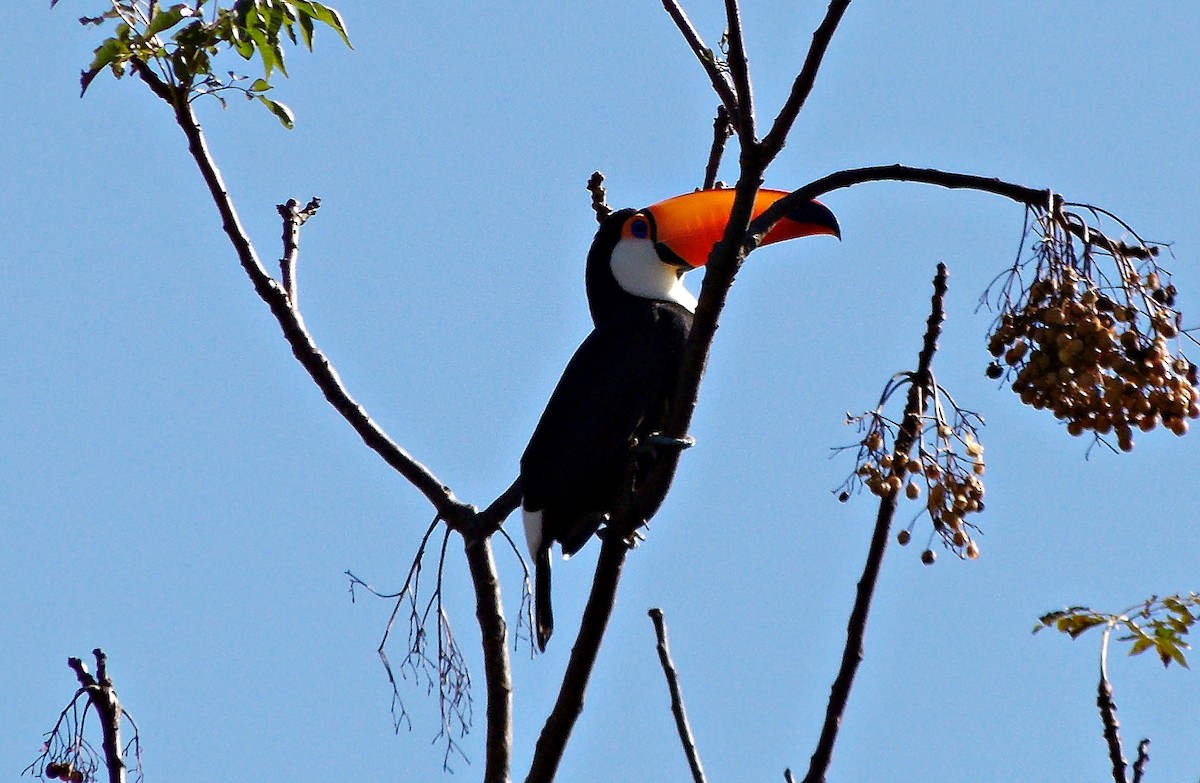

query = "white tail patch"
[523,507,544,560]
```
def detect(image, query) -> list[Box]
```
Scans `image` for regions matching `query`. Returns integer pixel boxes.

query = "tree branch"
[800,264,949,783]
[464,534,513,783]
[278,196,321,306]
[722,0,755,141]
[1097,627,1130,783]
[1131,739,1150,783]
[131,63,474,526]
[1098,675,1128,783]
[71,649,126,783]
[760,0,852,157]
[748,164,1049,250]
[587,171,612,224]
[661,0,742,134]
[524,534,631,783]
[648,608,708,783]
[744,164,1150,262]
[703,106,733,190]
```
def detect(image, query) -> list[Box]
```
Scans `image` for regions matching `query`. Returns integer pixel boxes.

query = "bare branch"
[42,650,134,783]
[1098,627,1128,783]
[703,106,733,190]
[1131,739,1150,783]
[748,165,1049,251]
[524,534,631,783]
[661,0,741,133]
[90,649,127,783]
[464,534,513,783]
[744,165,1149,266]
[588,171,612,224]
[800,265,949,783]
[278,196,322,305]
[1098,674,1128,783]
[760,1,852,157]
[648,608,708,783]
[131,63,472,526]
[722,0,755,140]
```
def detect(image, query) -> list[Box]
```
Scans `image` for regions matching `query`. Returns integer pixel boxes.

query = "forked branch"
[26,649,140,783]
[660,0,740,133]
[130,58,478,527]
[127,49,519,780]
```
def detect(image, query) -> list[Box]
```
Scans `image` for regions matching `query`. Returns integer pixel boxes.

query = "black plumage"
[520,208,693,650]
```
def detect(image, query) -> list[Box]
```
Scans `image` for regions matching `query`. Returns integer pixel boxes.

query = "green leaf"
[145,4,193,39]
[244,19,276,76]
[249,77,272,92]
[1129,637,1154,657]
[307,2,352,48]
[80,37,130,96]
[258,95,295,129]
[272,42,289,77]
[295,9,314,50]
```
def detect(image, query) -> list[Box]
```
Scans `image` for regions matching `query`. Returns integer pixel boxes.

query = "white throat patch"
[609,238,697,312]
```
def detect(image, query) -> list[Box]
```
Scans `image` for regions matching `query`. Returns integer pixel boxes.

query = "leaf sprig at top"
[57,0,351,127]
[1036,593,1200,669]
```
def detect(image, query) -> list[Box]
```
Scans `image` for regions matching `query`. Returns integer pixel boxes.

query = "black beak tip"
[788,199,841,240]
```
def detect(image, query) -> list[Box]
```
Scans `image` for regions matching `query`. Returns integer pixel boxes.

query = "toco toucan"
[520,188,840,650]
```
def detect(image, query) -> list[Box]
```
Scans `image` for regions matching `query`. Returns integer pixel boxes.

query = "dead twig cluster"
[25,649,142,783]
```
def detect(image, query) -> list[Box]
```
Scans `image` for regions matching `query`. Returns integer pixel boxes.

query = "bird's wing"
[520,309,688,517]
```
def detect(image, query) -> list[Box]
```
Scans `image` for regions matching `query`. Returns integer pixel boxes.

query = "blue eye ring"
[630,216,650,239]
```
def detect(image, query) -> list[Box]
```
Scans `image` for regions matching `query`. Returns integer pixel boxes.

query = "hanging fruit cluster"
[837,379,986,564]
[44,760,87,782]
[985,206,1198,450]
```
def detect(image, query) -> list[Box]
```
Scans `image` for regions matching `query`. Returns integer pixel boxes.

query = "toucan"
[520,188,840,650]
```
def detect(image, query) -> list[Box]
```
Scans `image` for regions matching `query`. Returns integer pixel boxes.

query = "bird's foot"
[598,523,647,549]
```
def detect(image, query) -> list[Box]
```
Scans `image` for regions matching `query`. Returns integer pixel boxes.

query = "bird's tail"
[535,546,553,651]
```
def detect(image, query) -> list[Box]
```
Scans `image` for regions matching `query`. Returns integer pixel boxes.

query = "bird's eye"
[630,217,649,239]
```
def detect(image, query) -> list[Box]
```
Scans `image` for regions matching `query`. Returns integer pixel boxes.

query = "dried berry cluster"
[44,760,87,782]
[838,396,986,564]
[986,210,1198,450]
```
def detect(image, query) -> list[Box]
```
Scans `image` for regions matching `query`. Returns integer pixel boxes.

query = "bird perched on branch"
[520,188,839,650]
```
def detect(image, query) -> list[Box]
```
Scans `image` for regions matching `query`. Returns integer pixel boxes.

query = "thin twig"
[703,106,733,190]
[661,0,741,133]
[722,0,755,140]
[588,172,612,224]
[760,0,852,157]
[800,265,949,783]
[648,608,708,783]
[1131,739,1150,783]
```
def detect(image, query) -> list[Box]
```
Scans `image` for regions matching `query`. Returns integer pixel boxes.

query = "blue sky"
[4,3,1199,782]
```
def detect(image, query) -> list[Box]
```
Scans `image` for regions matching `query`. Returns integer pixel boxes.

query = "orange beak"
[640,188,839,268]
